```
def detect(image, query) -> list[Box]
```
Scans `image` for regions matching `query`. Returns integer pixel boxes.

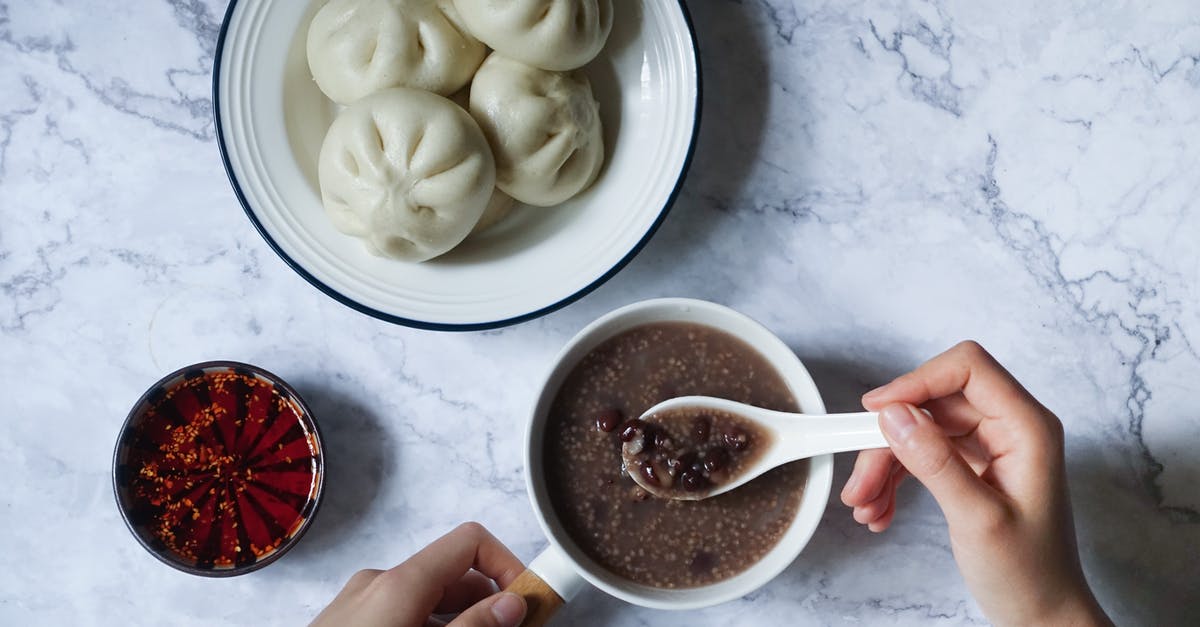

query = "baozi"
[318,88,496,261]
[470,189,516,236]
[307,0,487,104]
[469,53,604,206]
[452,0,612,71]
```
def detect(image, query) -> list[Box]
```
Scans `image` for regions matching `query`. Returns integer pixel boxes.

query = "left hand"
[310,522,527,627]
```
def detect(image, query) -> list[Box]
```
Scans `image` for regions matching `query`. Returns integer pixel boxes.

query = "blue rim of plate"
[212,0,703,332]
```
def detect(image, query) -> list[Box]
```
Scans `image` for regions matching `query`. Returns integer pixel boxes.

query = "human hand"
[840,341,1111,626]
[311,522,527,627]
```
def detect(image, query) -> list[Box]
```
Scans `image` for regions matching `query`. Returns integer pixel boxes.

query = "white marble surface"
[2,0,1198,624]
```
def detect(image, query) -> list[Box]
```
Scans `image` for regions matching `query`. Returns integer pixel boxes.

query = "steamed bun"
[469,53,603,206]
[469,189,516,236]
[318,88,496,261]
[307,0,487,104]
[452,0,612,71]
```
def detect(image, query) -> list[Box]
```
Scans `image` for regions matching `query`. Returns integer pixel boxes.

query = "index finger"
[371,522,525,618]
[863,341,1046,422]
[404,522,524,588]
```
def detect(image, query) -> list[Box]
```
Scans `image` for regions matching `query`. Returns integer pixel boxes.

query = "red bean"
[594,409,622,432]
[702,447,730,473]
[618,419,645,442]
[640,462,665,487]
[723,427,749,451]
[680,470,708,492]
[689,550,718,575]
[668,451,698,475]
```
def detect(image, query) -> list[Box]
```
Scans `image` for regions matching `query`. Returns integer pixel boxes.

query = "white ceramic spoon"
[622,396,893,500]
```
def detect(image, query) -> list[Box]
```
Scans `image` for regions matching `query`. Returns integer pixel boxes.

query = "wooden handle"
[503,568,565,627]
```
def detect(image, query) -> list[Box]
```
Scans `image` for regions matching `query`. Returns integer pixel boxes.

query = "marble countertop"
[3,0,1198,624]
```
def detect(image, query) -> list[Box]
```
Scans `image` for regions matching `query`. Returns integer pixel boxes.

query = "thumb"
[878,403,1003,528]
[446,592,527,627]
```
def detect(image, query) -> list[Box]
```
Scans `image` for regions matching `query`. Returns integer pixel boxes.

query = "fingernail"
[491,592,526,626]
[879,404,918,441]
[841,474,858,503]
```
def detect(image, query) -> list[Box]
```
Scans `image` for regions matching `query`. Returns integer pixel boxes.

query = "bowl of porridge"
[513,298,832,614]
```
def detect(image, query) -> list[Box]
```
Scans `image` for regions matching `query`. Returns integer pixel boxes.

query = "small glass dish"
[113,361,325,577]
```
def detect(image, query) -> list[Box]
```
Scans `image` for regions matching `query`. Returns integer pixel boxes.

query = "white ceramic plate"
[214,0,701,330]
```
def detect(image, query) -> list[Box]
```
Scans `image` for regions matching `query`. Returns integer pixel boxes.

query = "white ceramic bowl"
[524,298,833,610]
[214,0,700,330]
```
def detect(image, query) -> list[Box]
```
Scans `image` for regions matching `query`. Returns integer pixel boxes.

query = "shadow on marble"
[802,356,895,413]
[681,0,774,211]
[550,586,638,626]
[1067,443,1200,626]
[284,382,392,562]
[585,0,777,306]
[771,454,875,570]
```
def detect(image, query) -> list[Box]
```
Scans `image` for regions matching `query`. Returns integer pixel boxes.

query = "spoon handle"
[775,411,888,458]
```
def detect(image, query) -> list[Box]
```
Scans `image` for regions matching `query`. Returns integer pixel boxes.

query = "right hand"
[841,341,1112,626]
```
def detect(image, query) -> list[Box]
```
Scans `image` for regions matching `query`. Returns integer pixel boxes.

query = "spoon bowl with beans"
[621,396,897,500]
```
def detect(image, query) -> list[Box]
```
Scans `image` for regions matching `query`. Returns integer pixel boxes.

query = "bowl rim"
[211,0,704,331]
[523,298,834,608]
[111,360,326,577]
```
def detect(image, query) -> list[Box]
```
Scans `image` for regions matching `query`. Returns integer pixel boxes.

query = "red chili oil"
[121,368,321,570]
